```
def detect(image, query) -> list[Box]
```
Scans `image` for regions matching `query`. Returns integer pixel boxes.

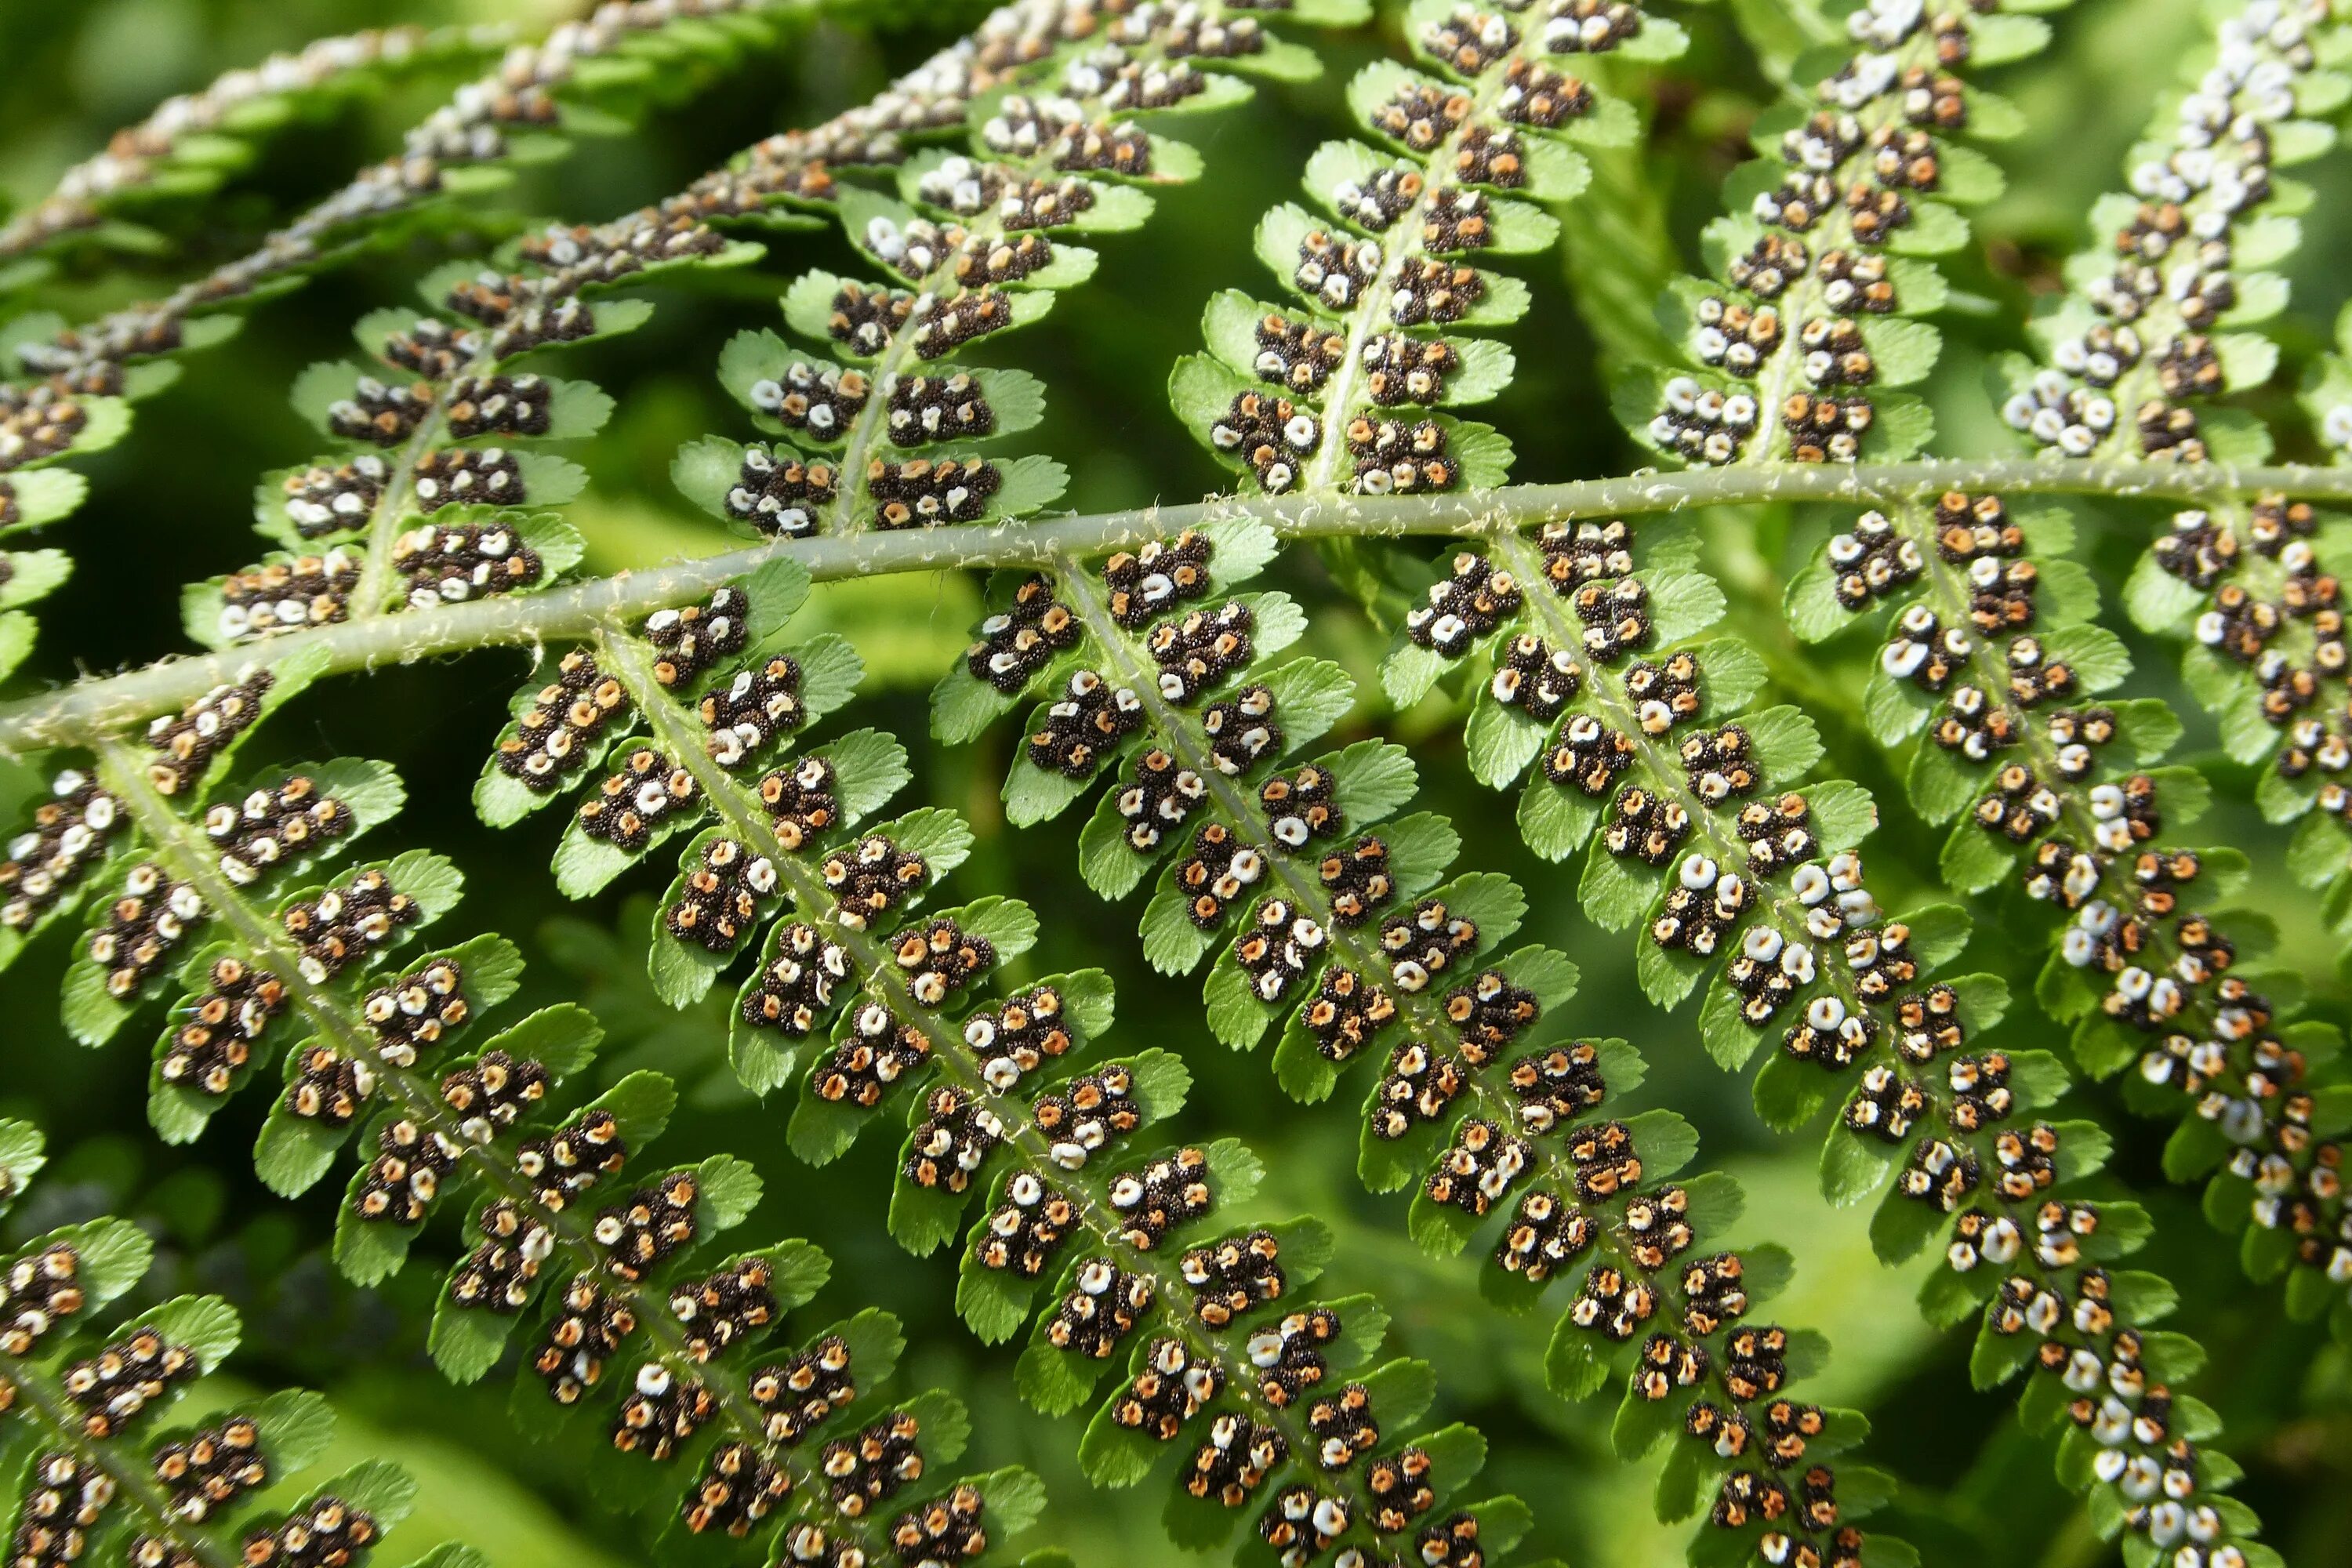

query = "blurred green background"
[4,0,2352,1563]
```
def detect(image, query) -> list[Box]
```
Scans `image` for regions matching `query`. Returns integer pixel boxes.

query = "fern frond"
[1377,486,2292,1563]
[456,546,1543,1566]
[194,0,1329,655]
[680,0,1348,552]
[1792,466,2352,1353]
[1165,0,1682,607]
[2000,2,2339,466]
[0,648,1037,1563]
[924,507,1911,1564]
[2000,4,2352,913]
[1756,0,2352,1378]
[1291,4,2307,1555]
[0,0,808,673]
[9,0,2352,1555]
[2285,302,2352,892]
[1624,0,2065,472]
[0,1116,463,1568]
[143,0,1040,678]
[2003,2,2349,799]
[0,22,499,289]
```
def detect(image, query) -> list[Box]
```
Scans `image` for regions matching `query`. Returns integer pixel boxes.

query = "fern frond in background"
[0,0,812,681]
[5,0,2352,1563]
[0,21,501,289]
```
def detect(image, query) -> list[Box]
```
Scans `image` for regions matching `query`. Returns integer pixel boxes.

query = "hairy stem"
[12,457,2352,752]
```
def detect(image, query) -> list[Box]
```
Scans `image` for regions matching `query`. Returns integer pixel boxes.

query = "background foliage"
[3,1,2352,1563]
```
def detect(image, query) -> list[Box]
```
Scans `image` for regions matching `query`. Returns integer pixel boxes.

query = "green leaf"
[1610,1375,1687,1460]
[0,1121,46,1218]
[1806,778,1878,851]
[1940,820,2019,893]
[1461,660,1543,775]
[1653,1433,1708,1523]
[1500,710,1593,829]
[1544,1310,1615,1401]
[1645,569,1729,643]
[253,1097,357,1200]
[1784,553,1860,644]
[428,1276,521,1383]
[1203,946,1275,1051]
[1751,1049,1837,1130]
[1577,838,1657,932]
[590,1069,680,1151]
[1742,706,1824,781]
[1139,853,1223,975]
[1634,920,1704,1008]
[1862,663,1936,747]
[146,1292,244,1372]
[1819,1124,1900,1207]
[1863,1185,1938,1269]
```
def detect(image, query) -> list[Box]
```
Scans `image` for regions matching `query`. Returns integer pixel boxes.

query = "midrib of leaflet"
[1294,27,1526,495]
[597,619,1416,1566]
[1733,24,1947,468]
[347,376,467,622]
[88,734,866,1542]
[1053,557,1784,1483]
[820,23,1206,535]
[2,1352,242,1568]
[1488,531,1887,1020]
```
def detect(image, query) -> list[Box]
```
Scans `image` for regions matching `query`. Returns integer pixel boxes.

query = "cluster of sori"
[0,24,466,267]
[2282,304,2352,881]
[1479,1069,1901,1568]
[0,1117,461,1568]
[822,978,1548,1567]
[681,0,1341,550]
[1636,0,2065,470]
[1177,0,1674,503]
[1383,510,1911,1041]
[927,517,1896,1560]
[997,1174,1552,1568]
[0,1,814,676]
